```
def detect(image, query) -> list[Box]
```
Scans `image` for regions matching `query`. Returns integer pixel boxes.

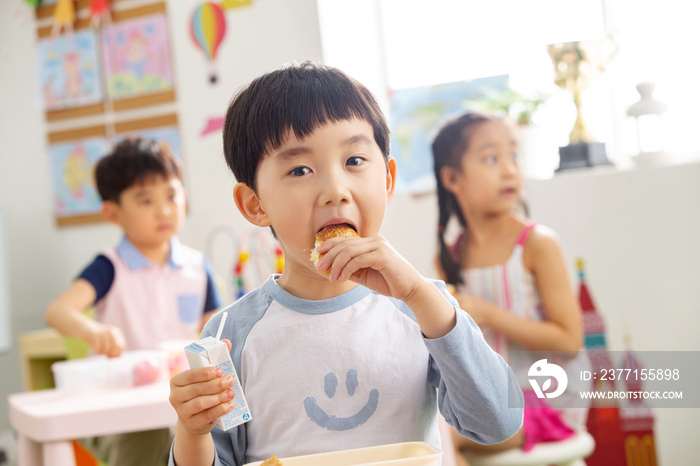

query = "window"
[318,0,700,168]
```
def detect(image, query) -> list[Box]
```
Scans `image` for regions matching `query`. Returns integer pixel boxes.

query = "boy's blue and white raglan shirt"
[171,275,523,466]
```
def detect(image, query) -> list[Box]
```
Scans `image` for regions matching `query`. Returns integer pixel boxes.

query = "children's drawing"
[115,126,182,160]
[37,30,103,111]
[389,75,509,194]
[101,14,174,99]
[49,138,110,218]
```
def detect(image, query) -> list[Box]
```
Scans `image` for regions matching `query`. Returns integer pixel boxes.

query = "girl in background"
[431,112,590,465]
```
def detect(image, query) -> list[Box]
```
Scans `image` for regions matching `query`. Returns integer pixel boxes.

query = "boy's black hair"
[95,138,183,203]
[223,61,390,190]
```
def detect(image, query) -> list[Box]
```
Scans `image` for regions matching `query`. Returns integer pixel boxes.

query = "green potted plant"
[463,88,558,179]
[462,88,549,126]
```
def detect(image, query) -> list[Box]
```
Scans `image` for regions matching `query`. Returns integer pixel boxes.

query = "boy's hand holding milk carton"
[184,312,252,430]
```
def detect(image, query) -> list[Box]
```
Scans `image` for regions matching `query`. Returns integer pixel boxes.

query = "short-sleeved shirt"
[78,236,222,350]
[170,275,524,466]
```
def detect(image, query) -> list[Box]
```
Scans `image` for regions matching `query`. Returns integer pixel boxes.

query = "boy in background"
[46,138,222,466]
[168,62,524,466]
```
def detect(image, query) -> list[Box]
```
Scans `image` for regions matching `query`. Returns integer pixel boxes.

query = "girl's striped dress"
[455,223,591,442]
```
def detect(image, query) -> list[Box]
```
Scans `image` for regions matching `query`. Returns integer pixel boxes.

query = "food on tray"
[260,455,283,466]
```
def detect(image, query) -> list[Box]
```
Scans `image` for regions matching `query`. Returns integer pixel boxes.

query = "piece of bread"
[310,224,362,277]
[260,456,283,466]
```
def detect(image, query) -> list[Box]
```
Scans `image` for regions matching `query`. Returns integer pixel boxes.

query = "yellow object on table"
[243,442,441,466]
[19,328,68,391]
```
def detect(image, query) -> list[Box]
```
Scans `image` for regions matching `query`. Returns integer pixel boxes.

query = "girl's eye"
[512,154,518,162]
[485,156,497,164]
[346,156,365,167]
[290,166,310,177]
[140,199,152,206]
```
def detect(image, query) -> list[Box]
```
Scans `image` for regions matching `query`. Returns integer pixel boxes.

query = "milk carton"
[185,336,252,430]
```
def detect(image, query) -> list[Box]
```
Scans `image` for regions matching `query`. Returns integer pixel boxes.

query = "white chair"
[463,430,595,466]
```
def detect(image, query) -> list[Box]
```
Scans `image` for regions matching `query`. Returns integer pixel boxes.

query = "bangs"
[124,145,181,187]
[258,73,381,156]
[224,62,389,189]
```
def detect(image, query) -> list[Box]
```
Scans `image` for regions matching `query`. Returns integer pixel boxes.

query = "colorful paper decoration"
[51,0,76,38]
[89,0,111,29]
[200,116,225,136]
[221,0,252,10]
[189,2,227,84]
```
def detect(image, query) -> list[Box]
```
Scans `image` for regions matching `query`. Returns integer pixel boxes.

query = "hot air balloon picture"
[190,2,227,84]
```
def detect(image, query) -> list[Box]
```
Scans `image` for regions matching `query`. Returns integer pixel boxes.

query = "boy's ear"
[101,201,122,226]
[386,157,397,203]
[439,166,460,194]
[233,182,271,227]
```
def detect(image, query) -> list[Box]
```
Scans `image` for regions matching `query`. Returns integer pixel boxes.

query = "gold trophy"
[547,38,617,170]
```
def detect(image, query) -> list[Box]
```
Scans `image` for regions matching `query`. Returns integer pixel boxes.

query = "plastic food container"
[243,442,442,466]
[158,339,192,377]
[51,350,169,394]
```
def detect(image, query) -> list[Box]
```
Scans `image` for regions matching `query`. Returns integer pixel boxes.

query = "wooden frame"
[36,1,180,227]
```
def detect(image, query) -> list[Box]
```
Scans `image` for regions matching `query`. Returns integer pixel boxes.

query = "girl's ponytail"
[436,179,463,286]
[431,112,491,287]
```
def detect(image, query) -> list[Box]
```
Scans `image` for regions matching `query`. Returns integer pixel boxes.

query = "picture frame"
[101,14,174,100]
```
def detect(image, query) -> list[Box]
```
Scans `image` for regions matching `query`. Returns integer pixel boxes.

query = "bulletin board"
[35,0,182,227]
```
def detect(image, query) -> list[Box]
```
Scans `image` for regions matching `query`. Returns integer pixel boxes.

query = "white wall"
[0,0,322,433]
[381,163,700,466]
[524,163,700,465]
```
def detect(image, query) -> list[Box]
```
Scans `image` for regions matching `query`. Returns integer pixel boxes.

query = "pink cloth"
[97,238,208,351]
[516,223,537,246]
[522,390,575,451]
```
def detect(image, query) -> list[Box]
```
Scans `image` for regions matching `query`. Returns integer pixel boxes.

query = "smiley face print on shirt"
[303,369,379,431]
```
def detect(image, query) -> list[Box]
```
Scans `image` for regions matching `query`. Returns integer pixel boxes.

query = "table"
[8,382,177,466]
